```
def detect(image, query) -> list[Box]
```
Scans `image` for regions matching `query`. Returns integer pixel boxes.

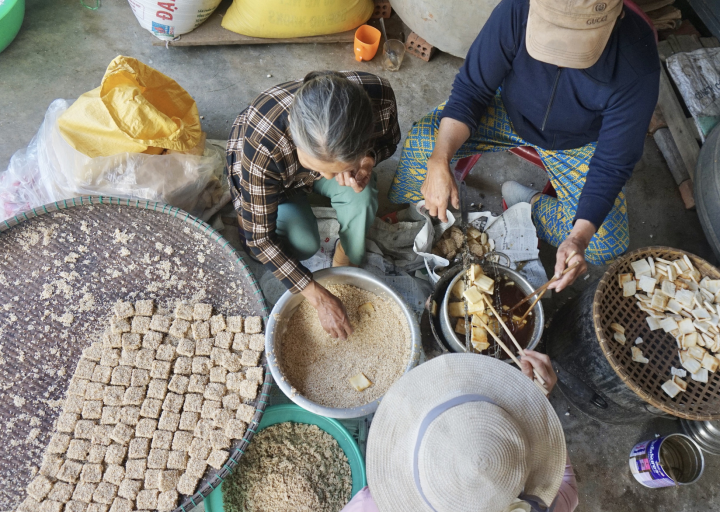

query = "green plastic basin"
[0,0,24,53]
[205,404,366,512]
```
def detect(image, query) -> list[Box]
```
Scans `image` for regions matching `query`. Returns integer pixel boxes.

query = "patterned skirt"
[388,93,629,265]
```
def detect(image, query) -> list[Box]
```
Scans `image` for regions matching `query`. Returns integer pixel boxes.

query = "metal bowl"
[439,264,544,355]
[265,267,423,419]
[681,419,720,455]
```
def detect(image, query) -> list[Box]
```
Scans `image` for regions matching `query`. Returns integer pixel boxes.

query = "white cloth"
[341,487,380,512]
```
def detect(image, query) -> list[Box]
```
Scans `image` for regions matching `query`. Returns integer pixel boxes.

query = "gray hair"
[289,71,374,164]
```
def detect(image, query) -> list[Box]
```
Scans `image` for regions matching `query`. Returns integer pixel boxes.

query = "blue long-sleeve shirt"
[440,0,660,230]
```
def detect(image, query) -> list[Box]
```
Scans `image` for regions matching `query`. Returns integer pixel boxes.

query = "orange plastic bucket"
[354,25,381,62]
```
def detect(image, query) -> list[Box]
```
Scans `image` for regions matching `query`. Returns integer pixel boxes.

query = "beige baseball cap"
[526,0,623,69]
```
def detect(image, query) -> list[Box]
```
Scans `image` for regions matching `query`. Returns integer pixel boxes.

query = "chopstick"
[518,288,547,324]
[475,318,523,367]
[564,250,578,265]
[483,295,525,355]
[475,316,549,395]
[483,295,547,388]
[508,260,580,314]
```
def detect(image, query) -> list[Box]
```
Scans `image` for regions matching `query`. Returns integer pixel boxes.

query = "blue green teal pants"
[276,172,378,264]
[388,94,630,265]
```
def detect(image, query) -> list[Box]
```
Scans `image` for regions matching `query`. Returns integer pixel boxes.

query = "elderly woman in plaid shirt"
[226,71,400,339]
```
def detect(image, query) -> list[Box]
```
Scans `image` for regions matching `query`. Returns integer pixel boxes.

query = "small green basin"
[0,0,24,54]
[204,404,366,511]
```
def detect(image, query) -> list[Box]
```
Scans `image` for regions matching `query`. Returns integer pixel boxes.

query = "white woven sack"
[666,47,720,118]
[127,0,222,40]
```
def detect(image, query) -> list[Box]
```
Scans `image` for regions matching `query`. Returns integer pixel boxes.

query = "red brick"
[406,32,437,62]
[372,0,392,19]
[678,179,695,210]
[648,106,667,135]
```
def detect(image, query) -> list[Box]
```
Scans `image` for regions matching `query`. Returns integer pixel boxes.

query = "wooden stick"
[661,452,680,488]
[483,295,547,388]
[476,317,549,394]
[508,261,580,314]
[519,288,547,324]
[484,295,524,355]
[513,249,574,324]
[475,317,523,367]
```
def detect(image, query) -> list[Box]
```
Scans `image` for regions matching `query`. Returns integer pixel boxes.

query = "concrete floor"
[2,2,719,511]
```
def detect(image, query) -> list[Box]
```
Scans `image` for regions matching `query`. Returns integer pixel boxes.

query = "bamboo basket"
[594,246,720,420]
[0,197,270,510]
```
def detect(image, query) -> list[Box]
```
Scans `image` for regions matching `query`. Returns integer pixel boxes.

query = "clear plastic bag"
[0,99,225,222]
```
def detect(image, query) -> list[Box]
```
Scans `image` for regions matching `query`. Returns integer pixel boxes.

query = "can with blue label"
[629,433,704,488]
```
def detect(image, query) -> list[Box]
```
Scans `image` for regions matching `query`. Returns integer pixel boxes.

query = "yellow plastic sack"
[221,0,373,39]
[58,56,202,158]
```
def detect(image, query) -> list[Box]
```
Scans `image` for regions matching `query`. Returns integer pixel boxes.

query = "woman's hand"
[300,280,354,339]
[549,219,595,292]
[420,117,470,223]
[421,156,459,223]
[335,156,374,193]
[520,350,557,394]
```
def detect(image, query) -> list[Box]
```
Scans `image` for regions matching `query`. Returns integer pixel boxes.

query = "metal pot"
[439,264,544,355]
[265,267,423,419]
[681,419,720,455]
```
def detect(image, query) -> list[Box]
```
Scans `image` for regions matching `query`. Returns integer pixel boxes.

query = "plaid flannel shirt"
[226,72,400,293]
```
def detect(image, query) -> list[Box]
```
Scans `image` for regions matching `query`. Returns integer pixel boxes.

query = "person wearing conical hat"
[343,350,578,512]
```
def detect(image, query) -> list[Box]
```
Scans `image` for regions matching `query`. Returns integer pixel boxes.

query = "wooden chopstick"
[518,288,547,324]
[483,295,547,388]
[564,250,578,265]
[475,317,523,367]
[484,295,525,355]
[476,316,549,395]
[508,260,580,314]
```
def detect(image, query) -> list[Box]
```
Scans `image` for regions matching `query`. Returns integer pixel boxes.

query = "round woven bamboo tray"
[0,197,271,511]
[594,246,720,420]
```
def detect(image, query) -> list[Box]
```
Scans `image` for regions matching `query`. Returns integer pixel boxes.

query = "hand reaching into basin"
[300,280,354,339]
